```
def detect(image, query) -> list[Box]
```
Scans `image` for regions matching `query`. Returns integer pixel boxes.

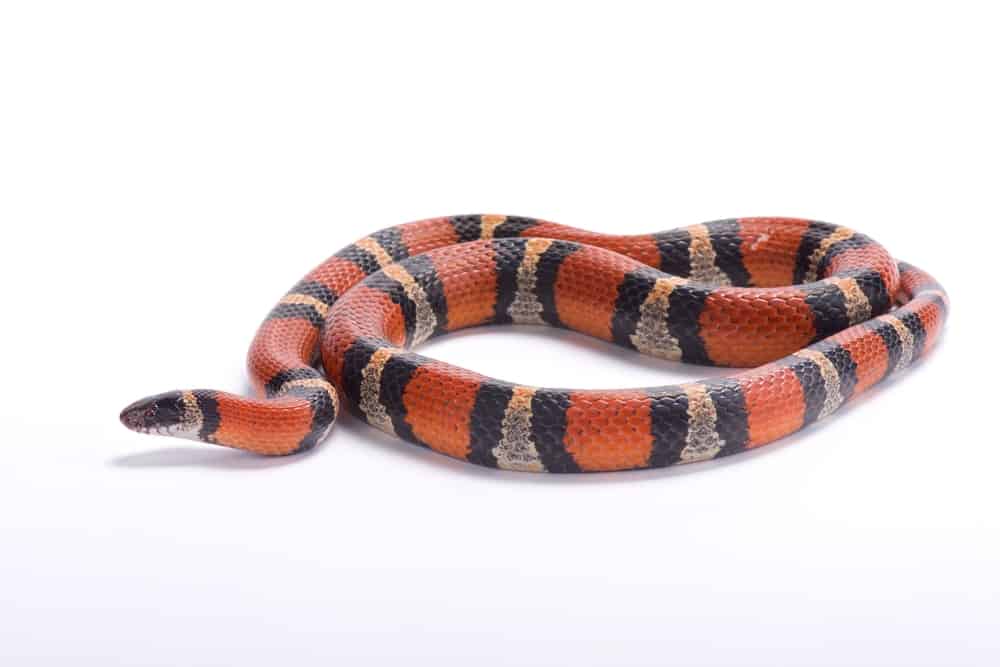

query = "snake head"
[120,391,200,438]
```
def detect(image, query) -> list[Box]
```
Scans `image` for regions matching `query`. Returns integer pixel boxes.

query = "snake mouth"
[120,391,191,436]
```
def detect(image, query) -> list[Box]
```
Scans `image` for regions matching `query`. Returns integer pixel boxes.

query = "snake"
[120,215,947,472]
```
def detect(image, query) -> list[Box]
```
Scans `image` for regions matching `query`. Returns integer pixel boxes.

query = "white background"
[1,2,997,665]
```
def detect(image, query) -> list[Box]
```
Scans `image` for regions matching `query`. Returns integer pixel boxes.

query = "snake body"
[120,215,947,472]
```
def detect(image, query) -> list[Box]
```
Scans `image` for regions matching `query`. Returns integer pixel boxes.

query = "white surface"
[1,2,997,665]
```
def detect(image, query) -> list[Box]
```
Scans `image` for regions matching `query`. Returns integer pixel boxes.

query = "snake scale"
[120,215,947,472]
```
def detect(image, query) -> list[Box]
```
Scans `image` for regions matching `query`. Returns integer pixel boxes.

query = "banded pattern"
[121,215,946,471]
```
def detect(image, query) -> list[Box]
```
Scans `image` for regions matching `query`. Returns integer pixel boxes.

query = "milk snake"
[120,215,947,472]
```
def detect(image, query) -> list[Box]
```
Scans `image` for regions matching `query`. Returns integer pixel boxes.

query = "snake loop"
[121,215,947,471]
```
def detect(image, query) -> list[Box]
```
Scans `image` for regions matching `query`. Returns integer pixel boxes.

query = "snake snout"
[120,391,187,435]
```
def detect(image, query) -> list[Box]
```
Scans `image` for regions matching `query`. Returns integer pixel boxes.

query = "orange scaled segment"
[827,246,899,294]
[528,222,662,268]
[341,286,409,346]
[737,218,810,287]
[247,318,321,395]
[915,299,945,352]
[213,395,314,456]
[553,246,635,341]
[836,328,890,396]
[433,243,498,330]
[741,366,806,447]
[402,362,487,461]
[698,288,816,367]
[400,217,459,255]
[563,390,653,471]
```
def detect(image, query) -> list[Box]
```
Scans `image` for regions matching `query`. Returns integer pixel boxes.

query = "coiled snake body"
[121,216,947,472]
